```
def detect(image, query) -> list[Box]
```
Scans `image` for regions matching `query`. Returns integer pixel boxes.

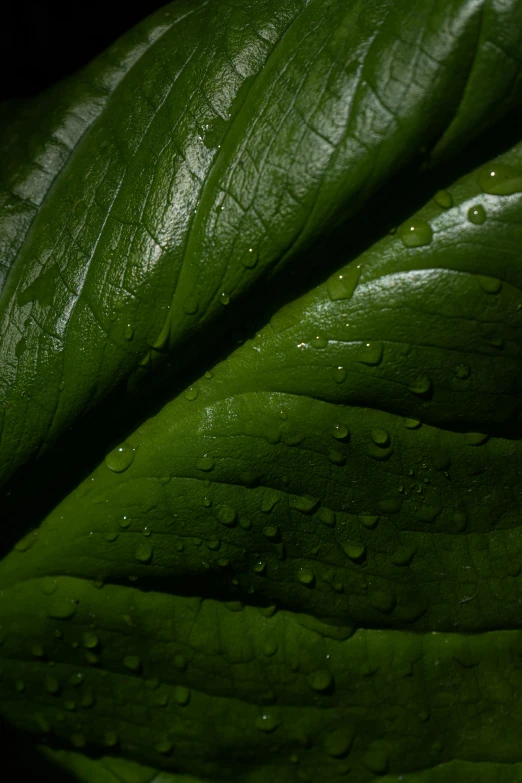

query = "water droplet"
[363,748,389,774]
[371,428,390,447]
[15,679,25,693]
[31,643,45,658]
[203,496,212,508]
[453,511,468,531]
[434,189,453,209]
[124,324,134,341]
[479,275,502,294]
[261,490,280,513]
[142,526,152,537]
[328,449,345,465]
[290,496,319,514]
[80,688,95,708]
[105,442,134,473]
[196,455,215,472]
[324,729,354,758]
[326,265,361,301]
[14,532,37,552]
[220,292,230,306]
[173,685,190,705]
[39,577,57,595]
[45,675,60,694]
[242,248,258,269]
[479,162,522,195]
[307,669,333,692]
[123,655,141,672]
[48,598,77,620]
[297,568,315,586]
[391,546,416,566]
[455,364,470,379]
[409,374,432,395]
[255,713,280,733]
[82,631,99,649]
[183,296,199,315]
[85,651,99,664]
[332,423,349,440]
[204,370,213,379]
[178,375,197,399]
[254,560,267,574]
[341,542,366,561]
[467,204,486,225]
[174,654,187,671]
[404,418,421,429]
[263,525,279,540]
[64,699,76,711]
[218,505,237,526]
[356,341,383,365]
[320,508,336,527]
[155,738,172,755]
[71,733,85,749]
[119,516,131,529]
[332,366,347,384]
[399,219,432,248]
[369,589,396,613]
[135,542,153,563]
[311,334,328,349]
[104,531,119,542]
[358,515,379,530]
[104,731,118,747]
[263,639,278,656]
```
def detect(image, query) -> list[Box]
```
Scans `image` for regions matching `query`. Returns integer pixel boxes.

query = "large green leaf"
[1,1,522,781]
[1,0,522,488]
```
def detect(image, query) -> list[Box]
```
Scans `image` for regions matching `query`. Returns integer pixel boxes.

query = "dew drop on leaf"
[123,655,141,672]
[71,733,85,749]
[155,738,172,755]
[104,731,118,747]
[135,542,153,563]
[48,598,77,620]
[218,505,237,526]
[326,264,361,301]
[320,508,336,527]
[184,385,199,401]
[173,685,191,705]
[355,341,383,365]
[467,204,486,224]
[105,442,134,473]
[341,542,366,561]
[196,455,215,471]
[82,631,99,650]
[324,728,354,758]
[433,189,453,208]
[332,423,349,440]
[307,669,333,692]
[332,366,347,384]
[297,568,315,586]
[399,219,432,247]
[358,515,379,529]
[255,713,280,732]
[409,374,432,395]
[183,296,199,315]
[371,428,390,447]
[479,162,522,195]
[45,675,60,694]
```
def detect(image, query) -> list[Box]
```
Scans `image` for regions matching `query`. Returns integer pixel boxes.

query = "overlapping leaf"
[1,1,522,782]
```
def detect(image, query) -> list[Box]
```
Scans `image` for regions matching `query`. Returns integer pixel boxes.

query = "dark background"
[0,1,170,101]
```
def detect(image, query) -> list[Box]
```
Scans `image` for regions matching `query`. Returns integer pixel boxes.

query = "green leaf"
[1,1,522,781]
[1,0,522,487]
